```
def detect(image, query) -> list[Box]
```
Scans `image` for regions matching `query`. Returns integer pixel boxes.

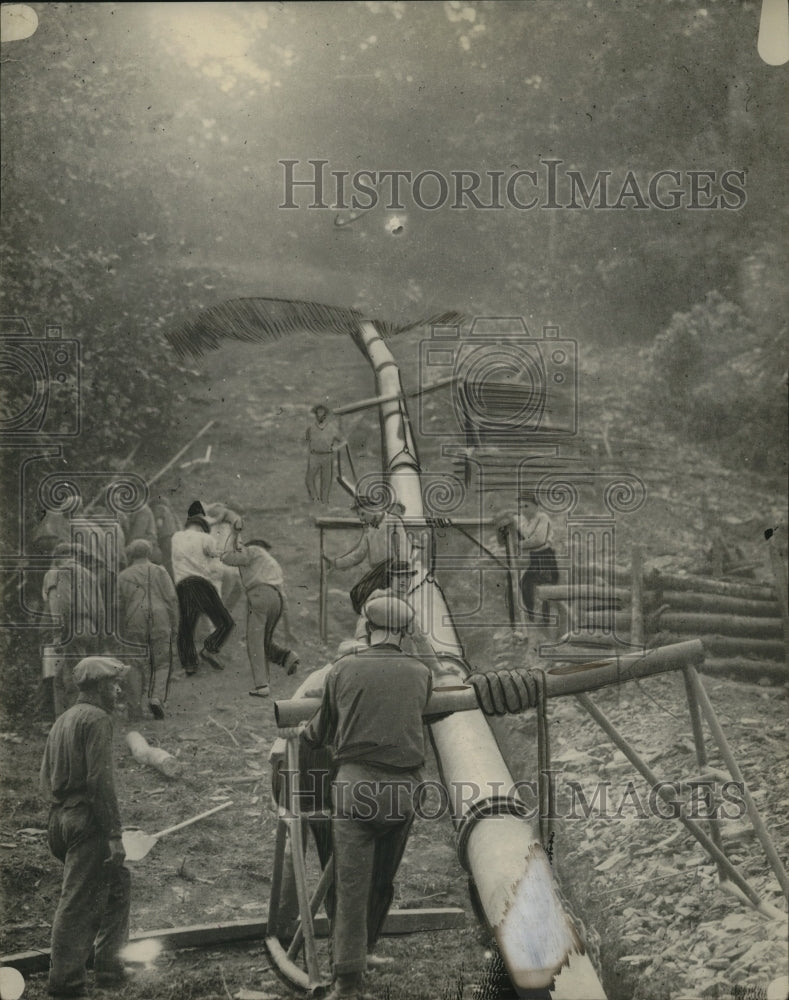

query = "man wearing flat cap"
[39,657,132,997]
[301,595,432,1000]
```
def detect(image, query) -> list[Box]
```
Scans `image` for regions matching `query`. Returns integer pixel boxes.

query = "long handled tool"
[248,649,270,699]
[122,801,232,862]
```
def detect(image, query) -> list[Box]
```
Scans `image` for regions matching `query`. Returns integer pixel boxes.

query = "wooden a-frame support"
[568,662,787,918]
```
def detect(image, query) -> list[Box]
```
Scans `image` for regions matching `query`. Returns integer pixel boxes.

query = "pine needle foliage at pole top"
[165,296,466,359]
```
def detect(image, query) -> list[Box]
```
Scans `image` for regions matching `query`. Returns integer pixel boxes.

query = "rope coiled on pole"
[468,667,543,716]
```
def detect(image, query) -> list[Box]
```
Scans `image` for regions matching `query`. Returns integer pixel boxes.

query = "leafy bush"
[639,290,787,475]
[0,627,43,724]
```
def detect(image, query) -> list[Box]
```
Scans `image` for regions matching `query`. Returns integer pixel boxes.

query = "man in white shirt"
[171,501,235,674]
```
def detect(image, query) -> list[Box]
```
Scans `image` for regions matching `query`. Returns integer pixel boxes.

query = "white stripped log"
[355,320,582,991]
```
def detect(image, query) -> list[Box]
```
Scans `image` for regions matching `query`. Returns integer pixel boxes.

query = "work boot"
[148,698,165,719]
[199,647,225,671]
[324,972,364,998]
[95,963,133,987]
[283,651,299,675]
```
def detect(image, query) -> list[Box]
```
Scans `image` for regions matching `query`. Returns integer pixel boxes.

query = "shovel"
[122,801,233,862]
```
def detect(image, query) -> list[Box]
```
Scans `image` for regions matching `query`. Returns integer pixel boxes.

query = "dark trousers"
[330,762,418,976]
[519,546,559,619]
[175,576,234,669]
[47,802,131,994]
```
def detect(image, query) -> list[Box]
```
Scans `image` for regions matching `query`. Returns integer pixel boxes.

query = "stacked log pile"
[646,571,785,681]
[536,565,786,683]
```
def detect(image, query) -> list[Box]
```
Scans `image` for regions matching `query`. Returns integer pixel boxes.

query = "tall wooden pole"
[352,320,580,991]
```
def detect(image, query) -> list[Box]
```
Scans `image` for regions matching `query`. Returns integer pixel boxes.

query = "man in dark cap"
[118,539,179,719]
[39,656,132,998]
[170,501,235,673]
[305,404,345,504]
[301,595,432,1000]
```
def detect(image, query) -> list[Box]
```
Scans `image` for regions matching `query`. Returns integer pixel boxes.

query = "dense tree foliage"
[1,1,786,476]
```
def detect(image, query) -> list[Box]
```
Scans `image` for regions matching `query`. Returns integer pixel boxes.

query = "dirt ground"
[1,331,787,1000]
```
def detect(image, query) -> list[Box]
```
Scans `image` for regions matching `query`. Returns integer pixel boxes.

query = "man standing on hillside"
[171,501,235,674]
[305,404,345,504]
[40,656,132,998]
[300,595,432,1000]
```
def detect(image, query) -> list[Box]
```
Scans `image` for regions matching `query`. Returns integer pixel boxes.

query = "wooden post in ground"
[318,524,328,644]
[503,522,529,637]
[630,545,644,647]
[766,525,789,667]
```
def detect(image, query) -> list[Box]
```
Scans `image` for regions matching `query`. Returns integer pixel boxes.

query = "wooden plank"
[0,909,467,974]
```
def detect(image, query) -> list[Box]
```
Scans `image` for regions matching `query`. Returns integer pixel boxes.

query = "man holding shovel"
[39,656,131,998]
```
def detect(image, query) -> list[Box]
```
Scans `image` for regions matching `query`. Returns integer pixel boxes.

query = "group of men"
[37,480,558,1000]
[40,496,299,721]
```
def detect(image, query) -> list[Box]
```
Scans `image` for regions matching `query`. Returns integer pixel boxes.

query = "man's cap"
[311,404,329,416]
[126,538,152,560]
[187,500,206,518]
[363,595,414,631]
[389,560,416,577]
[73,656,129,687]
[518,490,537,505]
[53,542,73,559]
[350,493,378,511]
